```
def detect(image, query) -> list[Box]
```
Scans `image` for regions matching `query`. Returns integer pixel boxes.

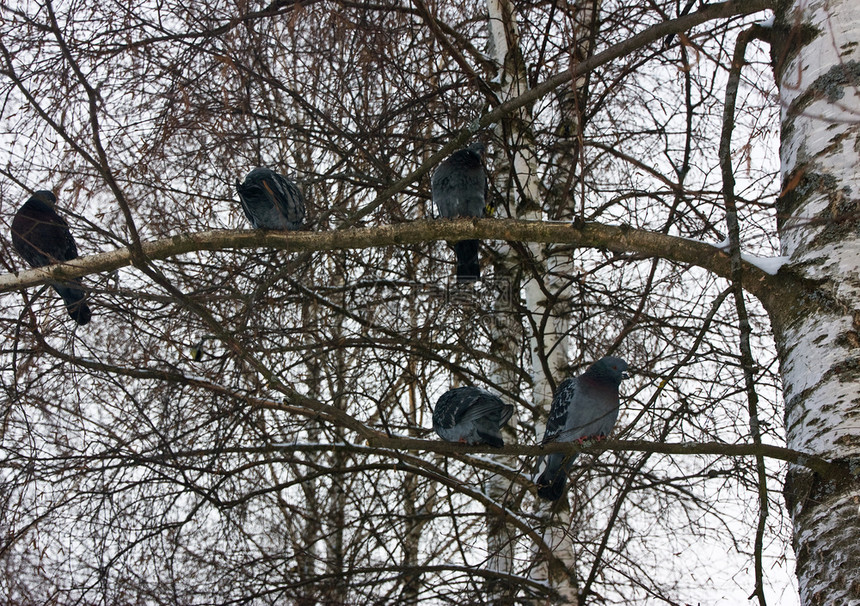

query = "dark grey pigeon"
[535,356,628,501]
[431,142,488,283]
[236,167,305,230]
[433,386,513,447]
[11,190,91,325]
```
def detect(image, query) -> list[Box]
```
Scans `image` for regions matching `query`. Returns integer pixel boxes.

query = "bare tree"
[1,0,856,604]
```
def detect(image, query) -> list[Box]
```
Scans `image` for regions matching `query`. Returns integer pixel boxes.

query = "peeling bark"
[772,0,860,603]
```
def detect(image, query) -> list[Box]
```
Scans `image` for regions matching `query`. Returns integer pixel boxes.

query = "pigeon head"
[467,141,486,157]
[239,182,263,195]
[29,190,57,210]
[584,356,629,386]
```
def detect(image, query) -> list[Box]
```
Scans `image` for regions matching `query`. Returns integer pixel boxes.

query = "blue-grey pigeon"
[431,142,488,283]
[535,356,628,501]
[433,386,514,447]
[236,167,305,230]
[11,190,91,325]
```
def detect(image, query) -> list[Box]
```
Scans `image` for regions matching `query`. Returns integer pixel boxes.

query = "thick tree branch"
[151,437,845,482]
[0,218,786,309]
[359,437,845,481]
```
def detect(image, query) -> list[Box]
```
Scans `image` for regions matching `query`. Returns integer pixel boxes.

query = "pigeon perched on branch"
[431,142,488,283]
[535,356,628,501]
[433,386,514,447]
[236,167,305,230]
[11,190,91,325]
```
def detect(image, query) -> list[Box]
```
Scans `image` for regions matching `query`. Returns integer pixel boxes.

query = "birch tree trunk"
[322,257,351,604]
[485,0,579,601]
[295,297,323,605]
[485,268,521,605]
[483,3,524,601]
[771,1,860,603]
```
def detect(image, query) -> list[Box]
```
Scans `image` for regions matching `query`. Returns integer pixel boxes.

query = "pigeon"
[11,190,91,325]
[535,356,629,501]
[431,142,488,283]
[236,167,305,230]
[432,386,514,447]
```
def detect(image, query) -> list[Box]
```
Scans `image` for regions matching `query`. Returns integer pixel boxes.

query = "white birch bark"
[485,280,521,605]
[772,1,860,604]
[295,298,323,604]
[485,0,579,601]
[483,4,523,602]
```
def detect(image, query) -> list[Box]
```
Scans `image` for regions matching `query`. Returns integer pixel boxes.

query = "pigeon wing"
[12,205,74,266]
[430,161,457,218]
[497,397,514,426]
[270,173,306,227]
[457,392,512,427]
[59,217,79,261]
[564,384,620,440]
[431,149,486,218]
[235,179,258,226]
[432,390,463,430]
[542,378,578,443]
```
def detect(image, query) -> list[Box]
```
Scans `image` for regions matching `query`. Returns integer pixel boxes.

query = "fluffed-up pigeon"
[535,356,628,501]
[431,142,488,283]
[433,386,514,447]
[236,167,305,230]
[11,190,91,325]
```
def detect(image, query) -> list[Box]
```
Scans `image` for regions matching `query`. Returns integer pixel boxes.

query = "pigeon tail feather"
[55,283,91,325]
[68,301,92,325]
[454,239,480,283]
[536,469,567,501]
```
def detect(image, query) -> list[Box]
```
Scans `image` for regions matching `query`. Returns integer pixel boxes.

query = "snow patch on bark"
[740,254,791,275]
